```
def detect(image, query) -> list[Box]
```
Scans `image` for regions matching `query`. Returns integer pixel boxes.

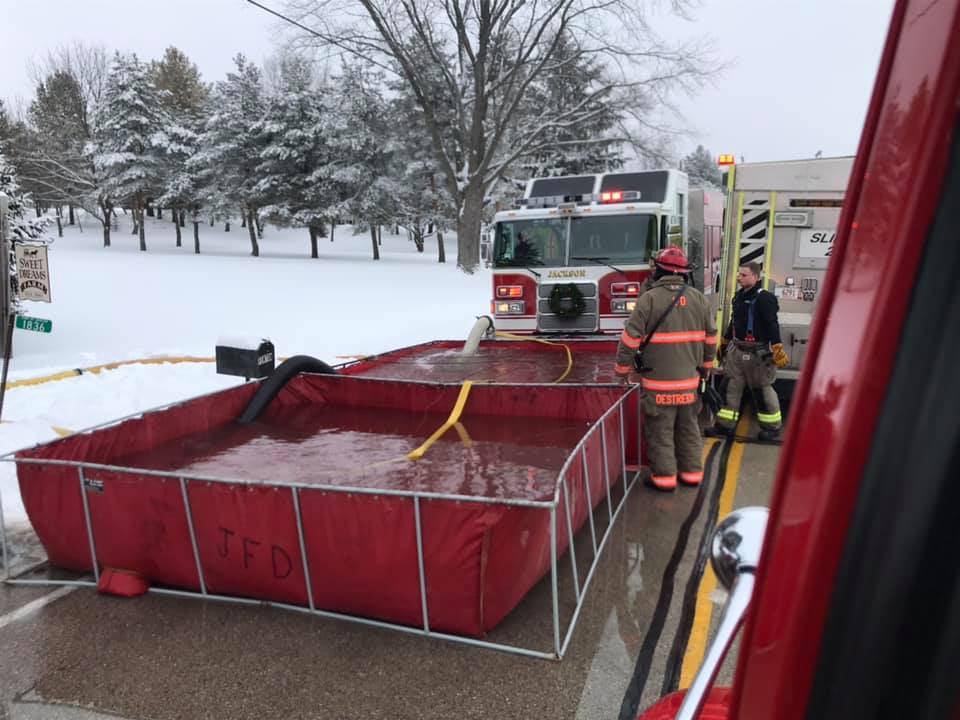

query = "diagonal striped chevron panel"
[739,196,770,267]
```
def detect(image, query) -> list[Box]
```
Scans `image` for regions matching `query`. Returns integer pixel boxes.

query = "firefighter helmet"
[653,246,690,273]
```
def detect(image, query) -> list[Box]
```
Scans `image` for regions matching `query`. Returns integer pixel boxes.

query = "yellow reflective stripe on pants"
[757,411,782,424]
[717,408,740,421]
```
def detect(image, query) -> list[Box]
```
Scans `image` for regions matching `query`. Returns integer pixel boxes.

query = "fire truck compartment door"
[781,313,814,370]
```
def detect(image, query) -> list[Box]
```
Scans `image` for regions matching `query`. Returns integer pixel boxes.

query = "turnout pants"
[643,394,704,489]
[717,343,782,431]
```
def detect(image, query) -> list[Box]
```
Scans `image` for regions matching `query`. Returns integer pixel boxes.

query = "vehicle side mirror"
[676,506,768,720]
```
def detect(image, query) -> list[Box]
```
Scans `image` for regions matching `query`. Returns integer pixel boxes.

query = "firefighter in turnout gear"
[715,262,788,440]
[614,247,717,492]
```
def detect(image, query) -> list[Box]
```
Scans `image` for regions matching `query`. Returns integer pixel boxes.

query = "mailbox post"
[215,339,276,381]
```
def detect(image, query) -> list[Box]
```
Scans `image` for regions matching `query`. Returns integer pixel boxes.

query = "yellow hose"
[407,381,474,460]
[493,331,574,384]
[5,356,217,390]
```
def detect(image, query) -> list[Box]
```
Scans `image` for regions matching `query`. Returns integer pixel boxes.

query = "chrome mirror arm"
[675,572,755,720]
[675,506,768,720]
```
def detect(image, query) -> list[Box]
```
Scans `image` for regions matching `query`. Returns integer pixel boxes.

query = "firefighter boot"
[676,403,705,486]
[643,404,678,492]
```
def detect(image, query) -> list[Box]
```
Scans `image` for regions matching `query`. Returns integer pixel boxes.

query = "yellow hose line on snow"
[407,381,474,460]
[5,356,217,391]
[493,331,574,384]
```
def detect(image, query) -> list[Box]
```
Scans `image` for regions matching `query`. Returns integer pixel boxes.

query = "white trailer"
[717,156,854,374]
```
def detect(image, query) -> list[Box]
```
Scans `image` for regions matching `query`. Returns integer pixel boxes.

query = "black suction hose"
[237,355,335,424]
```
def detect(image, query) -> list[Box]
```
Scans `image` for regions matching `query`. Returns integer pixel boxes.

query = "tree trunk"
[370,225,380,260]
[180,210,186,228]
[309,226,319,259]
[210,216,215,227]
[256,216,263,239]
[147,204,156,218]
[247,209,259,256]
[171,211,178,224]
[138,202,147,252]
[377,226,382,246]
[100,202,112,248]
[456,183,483,272]
[175,218,182,247]
[56,215,63,238]
[193,221,201,254]
[225,221,231,232]
[68,205,75,225]
[35,204,41,218]
[414,228,425,253]
[330,222,336,242]
[438,231,446,264]
[241,215,246,228]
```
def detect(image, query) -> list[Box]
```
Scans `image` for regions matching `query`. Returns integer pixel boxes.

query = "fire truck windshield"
[493,214,658,268]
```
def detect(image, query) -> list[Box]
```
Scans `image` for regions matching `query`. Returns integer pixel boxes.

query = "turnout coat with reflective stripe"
[615,277,717,402]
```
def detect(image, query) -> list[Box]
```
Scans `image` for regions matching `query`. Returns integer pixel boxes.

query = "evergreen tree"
[155,121,202,250]
[254,56,329,258]
[27,71,90,227]
[93,53,171,251]
[192,54,266,256]
[150,47,210,119]
[680,145,722,189]
[323,61,392,260]
[0,101,12,148]
[387,56,455,261]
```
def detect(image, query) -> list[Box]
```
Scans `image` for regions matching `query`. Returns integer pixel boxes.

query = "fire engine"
[488,170,689,334]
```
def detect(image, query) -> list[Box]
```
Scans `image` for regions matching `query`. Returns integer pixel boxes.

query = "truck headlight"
[495,300,525,315]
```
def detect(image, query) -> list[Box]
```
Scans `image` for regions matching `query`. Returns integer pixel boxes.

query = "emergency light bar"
[718,154,736,166]
[520,193,592,209]
[597,190,641,204]
[516,189,643,209]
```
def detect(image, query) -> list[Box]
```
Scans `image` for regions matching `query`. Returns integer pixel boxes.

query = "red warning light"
[717,154,736,166]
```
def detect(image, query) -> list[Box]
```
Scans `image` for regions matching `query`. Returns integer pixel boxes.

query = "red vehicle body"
[640,0,960,717]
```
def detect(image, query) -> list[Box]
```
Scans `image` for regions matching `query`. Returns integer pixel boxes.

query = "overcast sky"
[1,0,895,164]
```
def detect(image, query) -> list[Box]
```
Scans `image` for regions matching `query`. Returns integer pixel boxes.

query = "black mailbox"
[215,339,275,379]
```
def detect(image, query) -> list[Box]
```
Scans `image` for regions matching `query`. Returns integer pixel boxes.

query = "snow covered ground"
[0,214,489,525]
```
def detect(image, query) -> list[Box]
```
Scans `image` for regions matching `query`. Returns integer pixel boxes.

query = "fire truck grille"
[537,282,599,332]
[537,283,597,298]
[538,313,599,332]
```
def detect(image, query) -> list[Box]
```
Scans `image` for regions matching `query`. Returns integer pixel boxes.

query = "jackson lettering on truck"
[636,0,960,717]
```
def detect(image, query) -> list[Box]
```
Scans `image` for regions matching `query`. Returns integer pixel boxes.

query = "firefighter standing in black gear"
[715,262,789,440]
